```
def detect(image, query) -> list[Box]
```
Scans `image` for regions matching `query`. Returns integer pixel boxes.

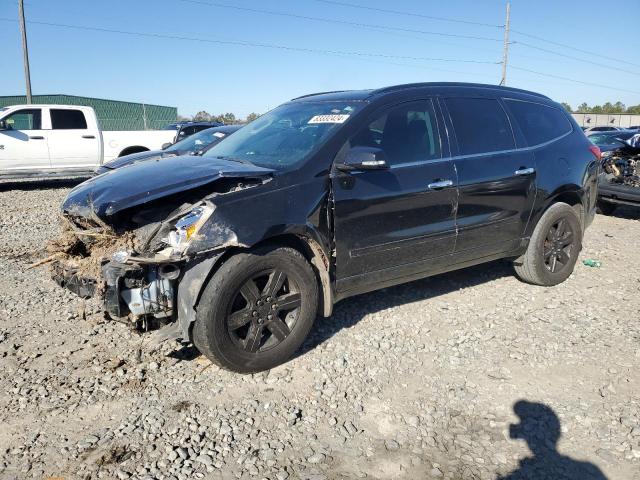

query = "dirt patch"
[43,218,137,278]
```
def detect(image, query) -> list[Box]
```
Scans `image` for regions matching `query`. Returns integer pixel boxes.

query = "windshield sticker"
[213,132,226,138]
[308,114,350,124]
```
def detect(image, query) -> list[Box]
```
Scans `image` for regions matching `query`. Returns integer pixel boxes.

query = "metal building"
[0,94,177,131]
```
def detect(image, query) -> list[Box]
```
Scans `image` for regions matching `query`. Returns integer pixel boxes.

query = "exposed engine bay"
[602,149,640,188]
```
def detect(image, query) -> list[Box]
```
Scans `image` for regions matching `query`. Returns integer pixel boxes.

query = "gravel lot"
[1,180,639,480]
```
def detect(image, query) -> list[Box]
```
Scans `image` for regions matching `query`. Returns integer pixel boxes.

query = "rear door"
[332,98,458,293]
[0,108,50,170]
[47,108,101,168]
[441,96,536,259]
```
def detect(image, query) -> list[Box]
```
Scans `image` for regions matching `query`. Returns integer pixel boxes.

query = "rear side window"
[445,97,515,155]
[51,109,87,129]
[350,100,441,165]
[505,99,572,146]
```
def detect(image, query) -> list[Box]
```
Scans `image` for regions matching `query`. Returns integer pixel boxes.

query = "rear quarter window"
[504,99,572,146]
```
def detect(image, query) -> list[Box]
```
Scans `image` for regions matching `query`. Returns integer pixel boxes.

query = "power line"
[0,17,500,65]
[510,65,640,95]
[307,0,640,72]
[179,0,503,43]
[511,29,640,70]
[310,0,504,28]
[513,41,640,77]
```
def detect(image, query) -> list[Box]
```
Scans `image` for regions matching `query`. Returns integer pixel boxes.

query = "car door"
[332,99,458,294]
[441,96,536,260]
[46,108,101,168]
[0,108,50,170]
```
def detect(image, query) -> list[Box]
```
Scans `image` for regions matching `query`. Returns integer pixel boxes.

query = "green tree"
[576,103,590,113]
[193,111,213,121]
[560,102,573,113]
[627,104,640,114]
[245,112,261,123]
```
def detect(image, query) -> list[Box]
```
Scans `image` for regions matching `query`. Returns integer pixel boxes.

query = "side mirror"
[0,120,8,131]
[161,142,172,150]
[337,146,388,172]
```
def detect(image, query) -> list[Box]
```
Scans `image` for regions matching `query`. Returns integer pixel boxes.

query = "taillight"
[589,144,601,160]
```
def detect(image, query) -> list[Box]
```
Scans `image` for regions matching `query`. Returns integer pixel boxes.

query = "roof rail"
[291,90,352,100]
[371,82,550,99]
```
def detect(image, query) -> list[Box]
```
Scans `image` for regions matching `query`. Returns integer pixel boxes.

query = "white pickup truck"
[0,104,176,178]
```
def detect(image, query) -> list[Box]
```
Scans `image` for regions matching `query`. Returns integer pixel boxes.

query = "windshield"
[203,101,362,169]
[167,127,231,153]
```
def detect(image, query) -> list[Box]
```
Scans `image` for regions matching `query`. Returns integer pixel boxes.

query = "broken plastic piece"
[583,259,602,268]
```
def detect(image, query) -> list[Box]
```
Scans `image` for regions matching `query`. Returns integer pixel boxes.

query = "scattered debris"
[583,259,602,268]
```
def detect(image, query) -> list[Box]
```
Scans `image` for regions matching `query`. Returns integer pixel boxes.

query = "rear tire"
[513,202,582,286]
[596,200,616,216]
[193,245,318,373]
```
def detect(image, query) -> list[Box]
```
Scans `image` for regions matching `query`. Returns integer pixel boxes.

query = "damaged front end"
[48,155,274,343]
[602,148,640,188]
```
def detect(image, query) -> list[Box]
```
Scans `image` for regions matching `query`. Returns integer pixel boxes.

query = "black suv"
[55,83,599,373]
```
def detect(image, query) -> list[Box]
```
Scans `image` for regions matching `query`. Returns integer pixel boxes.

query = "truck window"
[350,100,441,165]
[504,99,572,146]
[3,109,42,130]
[445,97,515,155]
[51,109,88,130]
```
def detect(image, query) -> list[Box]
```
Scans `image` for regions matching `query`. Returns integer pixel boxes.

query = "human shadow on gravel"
[498,400,607,480]
[0,177,87,191]
[297,259,513,357]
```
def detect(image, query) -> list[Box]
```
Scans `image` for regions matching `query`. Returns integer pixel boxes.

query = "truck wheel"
[193,245,318,373]
[513,202,582,286]
[596,200,616,216]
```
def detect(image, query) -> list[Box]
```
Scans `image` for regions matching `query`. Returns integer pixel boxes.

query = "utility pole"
[18,0,33,103]
[500,0,511,86]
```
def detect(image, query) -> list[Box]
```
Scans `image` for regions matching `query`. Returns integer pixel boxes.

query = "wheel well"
[551,192,584,226]
[211,234,333,318]
[256,234,333,318]
[119,146,149,157]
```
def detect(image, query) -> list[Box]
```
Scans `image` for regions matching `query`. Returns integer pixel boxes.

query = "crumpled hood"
[63,155,274,220]
[101,150,174,170]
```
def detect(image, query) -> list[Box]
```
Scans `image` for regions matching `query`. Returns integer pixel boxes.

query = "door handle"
[29,135,44,140]
[427,179,453,190]
[514,167,535,176]
[82,135,96,139]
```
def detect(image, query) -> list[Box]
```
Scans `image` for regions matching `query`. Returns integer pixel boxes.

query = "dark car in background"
[95,125,242,175]
[587,129,638,154]
[163,121,224,145]
[54,82,599,373]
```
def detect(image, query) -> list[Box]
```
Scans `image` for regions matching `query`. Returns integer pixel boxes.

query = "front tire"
[514,202,582,286]
[193,245,318,373]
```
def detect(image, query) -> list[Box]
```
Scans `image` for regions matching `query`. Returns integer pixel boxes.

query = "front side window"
[204,101,363,169]
[350,100,441,165]
[505,99,572,146]
[2,108,42,130]
[51,109,87,130]
[445,97,515,155]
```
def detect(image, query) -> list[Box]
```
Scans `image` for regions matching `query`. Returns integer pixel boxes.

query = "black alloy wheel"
[543,218,575,273]
[193,245,319,373]
[513,202,583,286]
[226,269,302,353]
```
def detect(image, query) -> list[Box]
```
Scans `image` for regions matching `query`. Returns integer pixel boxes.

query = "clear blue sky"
[1,0,639,118]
